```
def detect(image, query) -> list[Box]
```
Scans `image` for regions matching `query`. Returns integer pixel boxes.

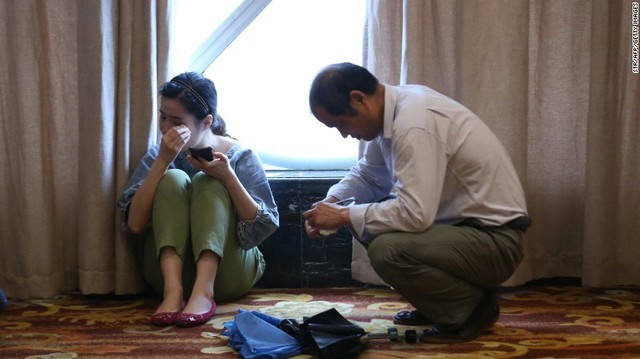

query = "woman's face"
[159,97,203,148]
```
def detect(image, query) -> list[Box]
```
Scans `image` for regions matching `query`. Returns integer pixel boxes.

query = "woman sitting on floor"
[118,72,278,327]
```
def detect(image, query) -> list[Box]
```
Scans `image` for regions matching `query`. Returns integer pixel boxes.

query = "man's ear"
[349,91,369,114]
[349,90,366,104]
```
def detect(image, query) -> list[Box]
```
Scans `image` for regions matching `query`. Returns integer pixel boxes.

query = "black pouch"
[279,308,366,359]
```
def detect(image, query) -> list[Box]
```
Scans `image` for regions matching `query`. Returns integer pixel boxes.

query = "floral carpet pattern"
[1,286,639,358]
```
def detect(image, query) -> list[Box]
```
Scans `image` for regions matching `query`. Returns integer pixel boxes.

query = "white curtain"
[363,0,639,287]
[0,0,175,299]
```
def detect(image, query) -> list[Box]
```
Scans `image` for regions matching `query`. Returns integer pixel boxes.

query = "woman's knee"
[191,172,228,198]
[157,169,191,197]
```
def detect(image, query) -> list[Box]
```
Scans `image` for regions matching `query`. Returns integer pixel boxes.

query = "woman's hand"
[158,125,191,167]
[188,151,259,222]
[128,125,190,234]
[187,151,235,185]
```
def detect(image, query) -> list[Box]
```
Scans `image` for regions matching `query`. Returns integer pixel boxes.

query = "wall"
[255,177,361,288]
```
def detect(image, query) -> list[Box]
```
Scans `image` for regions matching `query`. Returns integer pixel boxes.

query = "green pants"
[368,223,524,329]
[138,169,265,302]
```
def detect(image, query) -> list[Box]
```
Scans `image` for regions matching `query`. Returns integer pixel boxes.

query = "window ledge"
[266,170,349,180]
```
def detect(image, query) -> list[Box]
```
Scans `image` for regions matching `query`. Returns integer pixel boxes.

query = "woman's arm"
[231,150,279,249]
[188,146,278,249]
[126,159,171,233]
[221,169,259,221]
[188,150,258,221]
[127,125,191,233]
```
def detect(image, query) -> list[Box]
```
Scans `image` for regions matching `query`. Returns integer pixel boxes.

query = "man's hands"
[303,201,351,238]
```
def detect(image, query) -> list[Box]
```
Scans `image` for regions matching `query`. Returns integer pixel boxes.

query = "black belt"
[456,216,532,233]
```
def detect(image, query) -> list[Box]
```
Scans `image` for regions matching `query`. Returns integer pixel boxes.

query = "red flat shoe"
[176,300,217,328]
[150,302,185,327]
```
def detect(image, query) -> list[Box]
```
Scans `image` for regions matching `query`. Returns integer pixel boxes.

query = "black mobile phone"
[189,147,214,161]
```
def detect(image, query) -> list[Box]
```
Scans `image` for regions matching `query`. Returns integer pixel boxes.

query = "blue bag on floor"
[223,308,365,359]
[222,310,303,359]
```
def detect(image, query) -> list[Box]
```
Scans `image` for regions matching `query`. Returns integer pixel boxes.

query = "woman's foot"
[150,289,184,326]
[155,288,184,313]
[176,295,217,327]
[150,301,185,326]
[175,250,219,327]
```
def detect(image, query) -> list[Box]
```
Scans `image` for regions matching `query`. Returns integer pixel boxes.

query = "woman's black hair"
[159,72,227,136]
[309,62,379,116]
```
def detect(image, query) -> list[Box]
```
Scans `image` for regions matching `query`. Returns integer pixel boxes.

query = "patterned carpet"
[1,286,639,358]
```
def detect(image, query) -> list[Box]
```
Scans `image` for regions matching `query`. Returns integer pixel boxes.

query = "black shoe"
[0,288,9,313]
[420,291,499,344]
[393,310,431,325]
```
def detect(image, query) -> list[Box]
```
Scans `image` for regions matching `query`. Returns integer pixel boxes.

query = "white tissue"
[318,229,338,236]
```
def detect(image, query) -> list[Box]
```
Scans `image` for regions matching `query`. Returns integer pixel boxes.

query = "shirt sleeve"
[232,149,279,250]
[361,127,446,236]
[327,139,395,241]
[346,125,447,241]
[116,146,161,232]
[327,139,393,204]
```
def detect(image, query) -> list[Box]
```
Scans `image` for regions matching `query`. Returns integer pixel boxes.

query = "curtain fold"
[364,0,639,287]
[0,0,173,299]
[583,0,640,286]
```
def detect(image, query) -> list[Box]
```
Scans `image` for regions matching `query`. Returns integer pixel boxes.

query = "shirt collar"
[382,84,397,139]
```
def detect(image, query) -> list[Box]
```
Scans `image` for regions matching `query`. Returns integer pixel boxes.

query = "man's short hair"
[309,62,379,116]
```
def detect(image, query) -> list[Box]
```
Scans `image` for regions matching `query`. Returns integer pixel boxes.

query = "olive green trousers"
[138,169,265,302]
[368,223,524,330]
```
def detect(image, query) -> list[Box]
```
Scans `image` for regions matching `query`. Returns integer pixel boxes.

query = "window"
[175,0,366,171]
